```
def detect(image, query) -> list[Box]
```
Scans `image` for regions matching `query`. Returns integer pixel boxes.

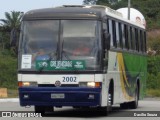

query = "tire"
[120,86,139,109]
[34,106,45,115]
[34,106,54,115]
[102,92,112,116]
[45,106,54,113]
[120,103,129,109]
[73,106,80,109]
[129,86,138,109]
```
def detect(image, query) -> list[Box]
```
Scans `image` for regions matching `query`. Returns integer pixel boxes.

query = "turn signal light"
[18,82,38,87]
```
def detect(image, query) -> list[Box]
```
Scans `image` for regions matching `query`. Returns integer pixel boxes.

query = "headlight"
[18,82,38,87]
[79,82,101,88]
[87,82,96,87]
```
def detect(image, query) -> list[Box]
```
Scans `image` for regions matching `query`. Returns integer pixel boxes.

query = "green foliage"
[0,11,23,56]
[147,73,157,89]
[147,56,160,90]
[0,32,10,50]
[83,0,97,5]
[146,89,160,97]
[7,89,18,98]
[0,52,17,89]
[151,41,160,54]
[0,11,23,30]
[147,56,160,75]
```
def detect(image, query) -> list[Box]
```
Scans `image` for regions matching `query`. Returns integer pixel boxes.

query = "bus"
[18,5,147,115]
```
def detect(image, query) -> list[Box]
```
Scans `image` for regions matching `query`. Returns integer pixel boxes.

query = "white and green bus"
[18,5,147,115]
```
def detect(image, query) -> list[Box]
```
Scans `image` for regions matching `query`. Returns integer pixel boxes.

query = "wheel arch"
[136,78,140,100]
[109,79,114,105]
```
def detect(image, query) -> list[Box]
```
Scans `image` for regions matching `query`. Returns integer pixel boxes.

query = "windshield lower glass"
[18,20,102,72]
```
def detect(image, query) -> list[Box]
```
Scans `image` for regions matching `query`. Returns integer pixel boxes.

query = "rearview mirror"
[103,30,110,50]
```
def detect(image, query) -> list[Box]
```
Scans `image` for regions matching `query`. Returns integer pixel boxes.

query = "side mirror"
[103,31,110,50]
[10,28,18,47]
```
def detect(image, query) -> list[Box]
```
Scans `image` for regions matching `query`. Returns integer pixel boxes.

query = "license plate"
[51,94,65,99]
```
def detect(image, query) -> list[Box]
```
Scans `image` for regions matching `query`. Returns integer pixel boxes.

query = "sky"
[0,0,84,19]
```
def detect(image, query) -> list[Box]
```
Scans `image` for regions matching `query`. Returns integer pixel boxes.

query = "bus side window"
[130,26,133,50]
[128,26,131,50]
[138,30,141,52]
[112,20,117,48]
[119,22,123,49]
[103,22,107,31]
[132,27,135,50]
[135,28,139,52]
[116,22,120,48]
[124,24,129,50]
[108,19,113,47]
[140,30,143,52]
[121,24,126,49]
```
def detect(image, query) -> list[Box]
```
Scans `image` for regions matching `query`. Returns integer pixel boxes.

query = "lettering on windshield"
[36,60,85,70]
[50,61,72,69]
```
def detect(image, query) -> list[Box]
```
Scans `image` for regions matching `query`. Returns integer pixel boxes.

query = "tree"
[83,0,97,5]
[0,11,23,30]
[0,11,23,53]
[83,0,119,5]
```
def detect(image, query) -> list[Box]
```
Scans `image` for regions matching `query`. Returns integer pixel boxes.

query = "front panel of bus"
[18,19,106,107]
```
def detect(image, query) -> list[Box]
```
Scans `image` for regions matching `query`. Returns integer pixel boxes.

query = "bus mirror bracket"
[104,31,110,50]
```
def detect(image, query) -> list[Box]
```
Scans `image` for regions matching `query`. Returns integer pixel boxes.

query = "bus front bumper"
[19,87,101,107]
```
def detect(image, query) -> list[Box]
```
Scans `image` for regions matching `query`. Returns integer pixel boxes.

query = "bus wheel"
[34,106,54,115]
[120,103,129,109]
[129,86,139,109]
[73,106,80,109]
[34,106,45,115]
[45,106,54,113]
[107,93,112,111]
[102,93,112,116]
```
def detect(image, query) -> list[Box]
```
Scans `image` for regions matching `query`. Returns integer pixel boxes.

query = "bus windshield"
[19,20,102,71]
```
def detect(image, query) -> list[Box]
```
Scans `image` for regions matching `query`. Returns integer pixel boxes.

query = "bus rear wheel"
[129,86,139,109]
[120,85,139,109]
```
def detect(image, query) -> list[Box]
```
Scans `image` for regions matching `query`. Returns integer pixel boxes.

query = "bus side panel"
[122,52,147,100]
[107,51,122,104]
[107,51,147,104]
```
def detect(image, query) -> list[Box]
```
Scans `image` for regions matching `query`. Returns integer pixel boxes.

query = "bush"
[0,53,17,89]
[147,73,160,89]
[146,89,160,97]
[147,55,160,90]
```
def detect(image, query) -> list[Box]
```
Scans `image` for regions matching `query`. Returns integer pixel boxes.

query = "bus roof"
[23,5,145,29]
[23,7,106,20]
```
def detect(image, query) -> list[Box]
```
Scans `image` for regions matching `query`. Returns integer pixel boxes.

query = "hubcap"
[108,93,112,106]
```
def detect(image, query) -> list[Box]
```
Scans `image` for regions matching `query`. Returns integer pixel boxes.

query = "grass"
[7,89,19,98]
[146,89,160,97]
[0,53,17,90]
[0,89,18,98]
